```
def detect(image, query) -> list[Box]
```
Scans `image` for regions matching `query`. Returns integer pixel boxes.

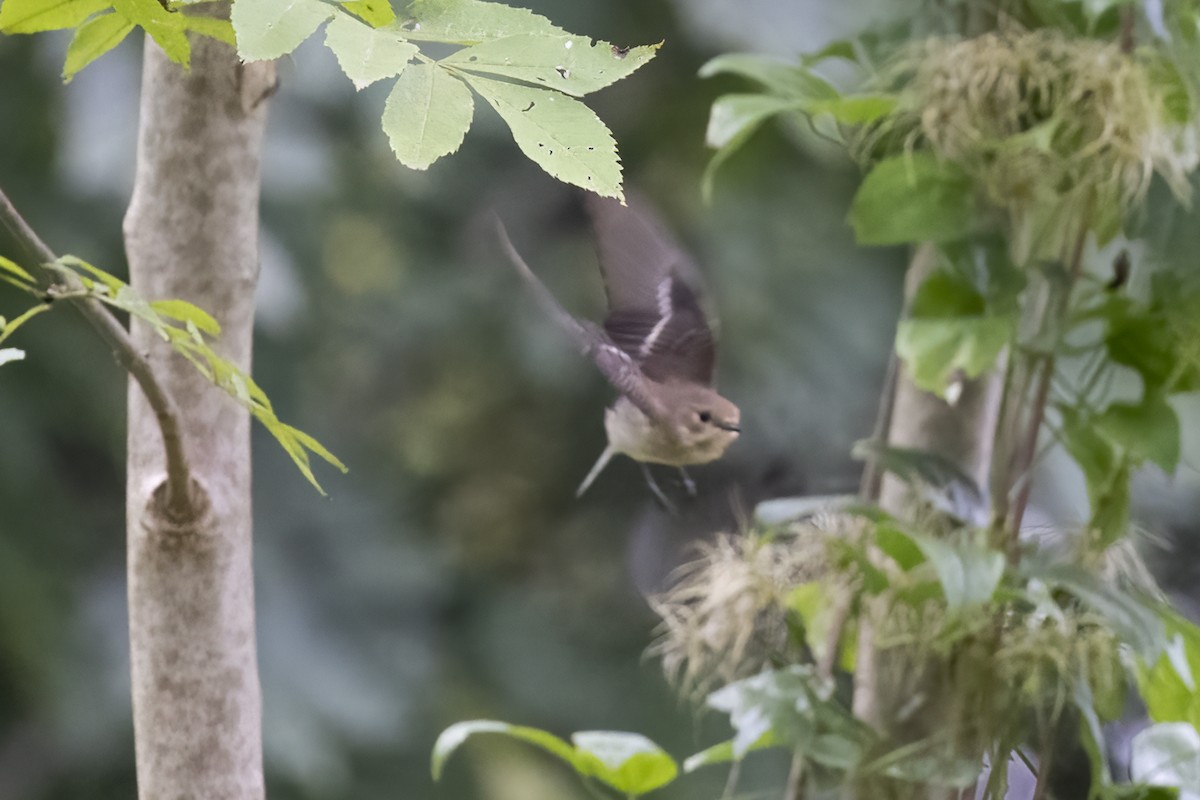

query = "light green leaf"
[702,93,800,201]
[1131,723,1200,791]
[896,316,1011,395]
[849,153,977,245]
[699,53,838,101]
[682,732,777,772]
[324,13,417,90]
[112,0,190,67]
[0,255,36,285]
[1096,397,1181,473]
[150,299,221,335]
[572,731,678,795]
[906,533,1004,611]
[63,11,134,82]
[401,0,565,44]
[808,94,897,124]
[0,303,53,345]
[444,34,659,98]
[231,0,334,61]
[288,426,349,472]
[1139,619,1200,730]
[180,14,235,46]
[53,254,124,293]
[431,720,578,781]
[464,74,622,199]
[0,0,110,33]
[382,62,474,169]
[342,0,395,27]
[706,93,800,149]
[0,348,25,367]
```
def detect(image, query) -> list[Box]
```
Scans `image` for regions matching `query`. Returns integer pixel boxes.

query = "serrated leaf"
[342,0,394,27]
[402,0,565,44]
[382,62,474,168]
[431,720,577,781]
[444,34,659,98]
[0,0,110,33]
[464,74,621,199]
[112,0,190,67]
[231,0,334,61]
[0,256,35,285]
[325,13,417,90]
[1096,397,1181,473]
[849,153,977,245]
[699,53,838,100]
[63,11,134,82]
[150,299,221,335]
[571,731,678,795]
[0,348,25,367]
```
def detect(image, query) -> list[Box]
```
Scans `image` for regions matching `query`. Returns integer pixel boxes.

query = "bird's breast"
[604,397,726,466]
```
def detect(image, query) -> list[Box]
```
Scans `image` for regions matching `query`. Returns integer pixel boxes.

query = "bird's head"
[663,384,741,463]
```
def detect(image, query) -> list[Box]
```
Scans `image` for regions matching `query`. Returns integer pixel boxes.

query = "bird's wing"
[493,215,665,421]
[586,195,717,386]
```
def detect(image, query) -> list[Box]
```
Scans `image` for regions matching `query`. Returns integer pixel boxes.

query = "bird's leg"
[640,463,678,515]
[678,467,697,497]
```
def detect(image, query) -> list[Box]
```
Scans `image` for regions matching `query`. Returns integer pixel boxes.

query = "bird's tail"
[576,444,617,498]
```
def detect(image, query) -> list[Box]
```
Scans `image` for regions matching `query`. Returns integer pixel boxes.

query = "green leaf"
[1131,723,1200,791]
[0,303,53,345]
[1138,613,1200,729]
[571,731,678,795]
[150,299,221,335]
[179,14,235,46]
[699,53,838,101]
[444,33,659,98]
[382,62,474,169]
[63,11,134,82]
[111,0,190,67]
[1106,314,1180,393]
[463,73,622,199]
[849,153,977,245]
[0,348,25,367]
[401,0,565,44]
[1026,562,1165,656]
[0,0,110,33]
[808,94,897,124]
[896,316,1011,395]
[705,93,800,150]
[431,720,578,781]
[231,0,334,61]
[906,533,1004,611]
[1096,397,1181,473]
[324,13,417,90]
[702,93,800,201]
[341,0,395,27]
[52,254,124,293]
[682,732,778,772]
[874,523,926,571]
[0,255,35,285]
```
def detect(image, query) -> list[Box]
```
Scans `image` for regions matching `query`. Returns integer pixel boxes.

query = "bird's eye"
[698,411,712,423]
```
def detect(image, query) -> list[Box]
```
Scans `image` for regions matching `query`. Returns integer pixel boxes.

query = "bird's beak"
[716,421,741,433]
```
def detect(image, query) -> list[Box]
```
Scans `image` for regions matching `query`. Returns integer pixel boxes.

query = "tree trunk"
[123,14,275,798]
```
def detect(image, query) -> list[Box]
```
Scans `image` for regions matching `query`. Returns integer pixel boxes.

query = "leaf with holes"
[382,62,474,168]
[63,11,134,82]
[444,34,659,97]
[232,0,335,61]
[464,74,621,199]
[0,0,110,33]
[401,0,565,44]
[325,13,417,90]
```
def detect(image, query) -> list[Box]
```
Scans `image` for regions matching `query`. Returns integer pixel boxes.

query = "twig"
[0,186,194,515]
[782,752,805,800]
[859,349,898,503]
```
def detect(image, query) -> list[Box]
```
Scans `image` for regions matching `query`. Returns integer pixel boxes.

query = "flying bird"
[493,197,740,508]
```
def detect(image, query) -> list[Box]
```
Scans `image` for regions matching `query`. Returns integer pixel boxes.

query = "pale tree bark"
[123,11,276,798]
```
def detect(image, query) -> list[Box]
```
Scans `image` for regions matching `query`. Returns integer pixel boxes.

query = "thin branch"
[782,752,805,800]
[859,349,898,503]
[0,186,194,515]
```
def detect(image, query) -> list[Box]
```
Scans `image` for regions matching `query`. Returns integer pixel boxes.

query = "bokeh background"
[2,1,1199,798]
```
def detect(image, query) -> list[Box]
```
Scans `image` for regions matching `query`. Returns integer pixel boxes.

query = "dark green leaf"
[1096,397,1181,473]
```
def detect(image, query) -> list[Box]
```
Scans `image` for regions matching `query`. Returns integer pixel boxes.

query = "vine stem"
[1006,222,1091,543]
[0,186,195,515]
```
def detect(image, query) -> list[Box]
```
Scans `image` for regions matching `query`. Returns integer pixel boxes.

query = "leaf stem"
[0,186,195,517]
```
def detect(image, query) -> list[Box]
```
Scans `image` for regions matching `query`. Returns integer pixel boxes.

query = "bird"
[493,196,740,509]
